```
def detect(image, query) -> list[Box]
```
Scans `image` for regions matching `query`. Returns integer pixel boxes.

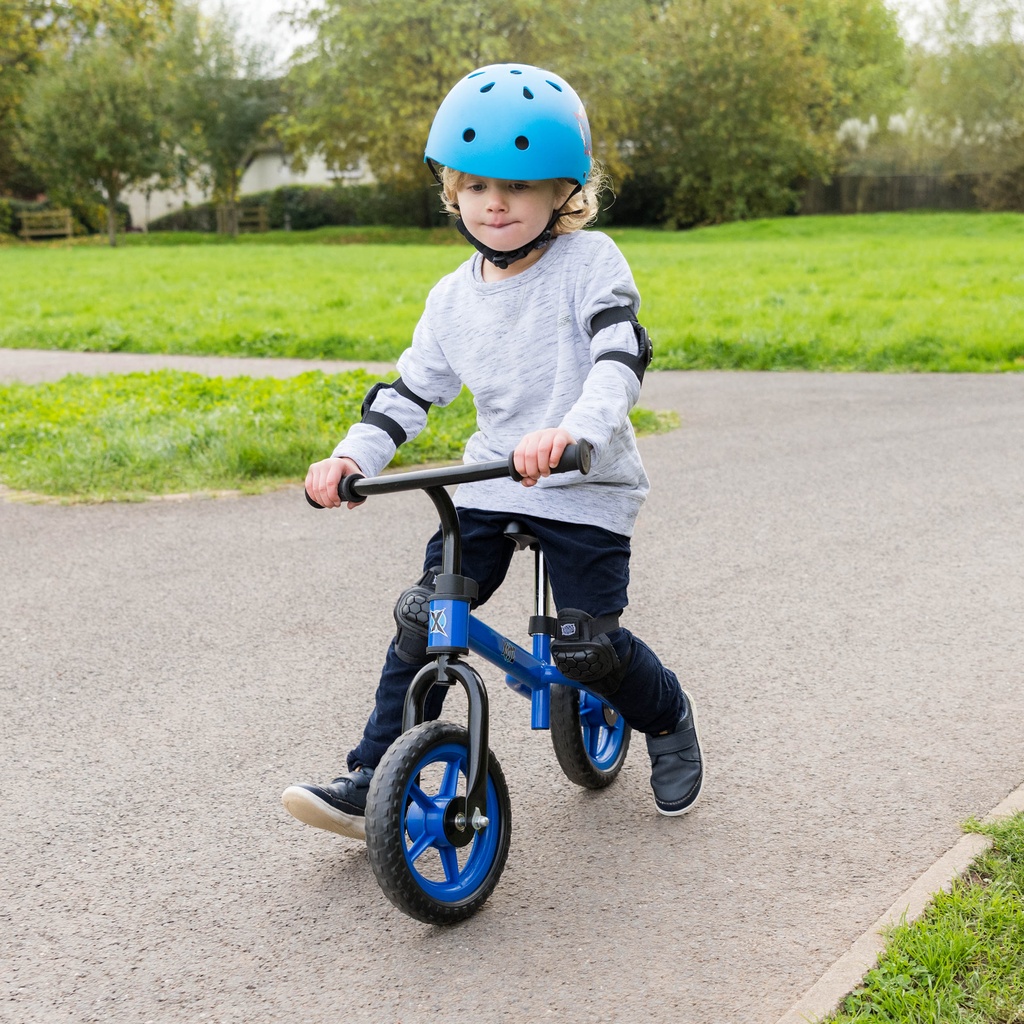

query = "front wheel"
[549,684,631,789]
[365,721,512,925]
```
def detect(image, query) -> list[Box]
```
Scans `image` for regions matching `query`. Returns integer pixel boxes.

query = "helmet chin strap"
[455,184,583,270]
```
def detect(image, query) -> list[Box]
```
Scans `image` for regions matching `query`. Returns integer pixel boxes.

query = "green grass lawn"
[2,213,1022,371]
[822,814,1024,1024]
[1,210,1020,499]
[0,370,674,500]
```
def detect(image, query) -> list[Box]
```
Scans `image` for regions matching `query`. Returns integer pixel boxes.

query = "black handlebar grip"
[507,440,591,481]
[338,473,367,504]
[304,473,367,508]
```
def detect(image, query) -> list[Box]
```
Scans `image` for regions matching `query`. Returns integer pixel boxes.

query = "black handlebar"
[305,441,592,509]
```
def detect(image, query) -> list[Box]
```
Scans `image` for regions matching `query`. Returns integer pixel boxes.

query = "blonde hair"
[439,164,608,235]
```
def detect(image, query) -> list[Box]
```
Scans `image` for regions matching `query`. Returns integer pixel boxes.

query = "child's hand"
[305,456,363,509]
[513,428,576,487]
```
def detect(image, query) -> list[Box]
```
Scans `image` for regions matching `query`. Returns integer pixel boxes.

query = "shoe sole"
[655,688,705,818]
[281,786,366,841]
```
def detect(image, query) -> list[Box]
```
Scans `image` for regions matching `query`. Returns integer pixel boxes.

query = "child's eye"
[509,182,529,191]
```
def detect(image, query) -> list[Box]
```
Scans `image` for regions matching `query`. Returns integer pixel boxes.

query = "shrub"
[976,166,1024,212]
[148,182,448,233]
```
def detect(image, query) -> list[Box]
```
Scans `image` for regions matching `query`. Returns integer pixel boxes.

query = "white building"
[124,148,370,229]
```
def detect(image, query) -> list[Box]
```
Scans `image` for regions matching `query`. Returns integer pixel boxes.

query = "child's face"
[455,177,562,255]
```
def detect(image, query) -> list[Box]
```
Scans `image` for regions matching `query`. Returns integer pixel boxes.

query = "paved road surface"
[2,354,1022,1023]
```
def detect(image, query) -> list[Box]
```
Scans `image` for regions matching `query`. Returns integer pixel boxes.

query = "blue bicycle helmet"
[425,63,592,186]
[425,64,593,268]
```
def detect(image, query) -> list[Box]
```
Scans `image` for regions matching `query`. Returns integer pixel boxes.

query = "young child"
[284,63,703,840]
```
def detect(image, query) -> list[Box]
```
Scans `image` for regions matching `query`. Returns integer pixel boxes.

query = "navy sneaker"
[646,690,704,816]
[281,767,374,840]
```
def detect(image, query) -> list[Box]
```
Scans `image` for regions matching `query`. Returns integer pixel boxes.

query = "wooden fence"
[801,174,981,215]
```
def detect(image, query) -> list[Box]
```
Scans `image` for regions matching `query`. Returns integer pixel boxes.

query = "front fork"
[401,488,490,831]
[403,652,490,833]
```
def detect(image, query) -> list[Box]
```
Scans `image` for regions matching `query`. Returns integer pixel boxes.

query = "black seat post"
[534,547,551,621]
[502,523,556,638]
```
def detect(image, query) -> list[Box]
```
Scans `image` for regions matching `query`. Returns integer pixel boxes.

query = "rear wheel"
[365,721,511,925]
[549,684,631,789]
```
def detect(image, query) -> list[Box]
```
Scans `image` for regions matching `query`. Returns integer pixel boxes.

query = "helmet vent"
[515,135,530,150]
[523,87,534,99]
[479,82,495,93]
[463,129,476,142]
[546,80,563,92]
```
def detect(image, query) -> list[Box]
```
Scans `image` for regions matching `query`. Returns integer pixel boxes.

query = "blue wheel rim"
[578,692,627,770]
[400,742,502,904]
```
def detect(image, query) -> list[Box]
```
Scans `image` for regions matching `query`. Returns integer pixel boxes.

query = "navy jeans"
[347,508,684,770]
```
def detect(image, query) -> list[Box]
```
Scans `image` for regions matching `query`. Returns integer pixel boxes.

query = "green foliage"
[636,0,904,226]
[839,1,1024,198]
[0,194,133,237]
[976,164,1024,212]
[792,0,907,129]
[823,813,1024,1024]
[0,369,672,500]
[147,182,450,233]
[1,214,1020,372]
[279,0,646,204]
[160,2,280,222]
[0,1,175,196]
[912,0,1024,175]
[16,35,174,245]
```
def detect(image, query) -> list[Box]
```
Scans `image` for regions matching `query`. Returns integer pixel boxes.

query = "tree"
[279,0,648,224]
[162,2,280,233]
[635,0,832,225]
[911,0,1024,174]
[0,0,174,195]
[17,36,174,244]
[791,0,906,131]
[633,0,904,225]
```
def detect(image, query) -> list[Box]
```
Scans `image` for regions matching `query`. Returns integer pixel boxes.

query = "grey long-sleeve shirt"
[333,229,651,537]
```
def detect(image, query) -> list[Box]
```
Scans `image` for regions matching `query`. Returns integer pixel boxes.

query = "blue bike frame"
[333,445,592,838]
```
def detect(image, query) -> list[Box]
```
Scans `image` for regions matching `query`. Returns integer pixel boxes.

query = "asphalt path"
[2,351,1023,1023]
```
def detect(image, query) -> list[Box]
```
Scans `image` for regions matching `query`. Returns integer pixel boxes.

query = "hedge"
[147,182,451,233]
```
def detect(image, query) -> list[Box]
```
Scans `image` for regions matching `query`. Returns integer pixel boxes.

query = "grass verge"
[0,370,677,501]
[821,813,1024,1024]
[2,213,1022,371]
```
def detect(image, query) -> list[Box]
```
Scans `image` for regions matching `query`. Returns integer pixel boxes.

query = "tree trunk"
[105,186,119,247]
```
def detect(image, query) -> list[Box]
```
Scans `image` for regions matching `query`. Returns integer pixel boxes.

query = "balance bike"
[308,443,630,924]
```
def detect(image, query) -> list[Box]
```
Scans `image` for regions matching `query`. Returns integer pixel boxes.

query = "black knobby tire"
[364,720,512,925]
[549,684,631,789]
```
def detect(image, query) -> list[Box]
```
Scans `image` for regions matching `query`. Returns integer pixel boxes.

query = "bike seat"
[503,521,539,551]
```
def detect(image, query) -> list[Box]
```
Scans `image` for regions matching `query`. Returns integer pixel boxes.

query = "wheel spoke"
[579,696,604,728]
[406,832,435,864]
[408,782,434,811]
[439,759,463,798]
[439,844,461,883]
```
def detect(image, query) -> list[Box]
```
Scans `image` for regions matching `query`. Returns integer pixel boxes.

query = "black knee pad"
[392,566,440,664]
[551,609,631,697]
